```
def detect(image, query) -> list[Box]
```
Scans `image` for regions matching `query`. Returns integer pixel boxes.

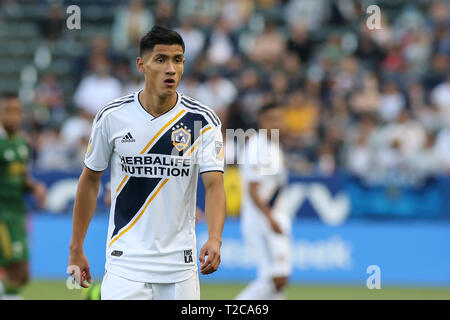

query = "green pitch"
[20,280,450,300]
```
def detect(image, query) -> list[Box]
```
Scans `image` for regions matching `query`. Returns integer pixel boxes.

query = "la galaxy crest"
[171,123,191,151]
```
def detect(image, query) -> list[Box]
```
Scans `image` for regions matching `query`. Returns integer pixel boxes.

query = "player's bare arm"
[68,165,103,288]
[24,171,47,209]
[249,181,282,234]
[199,171,226,275]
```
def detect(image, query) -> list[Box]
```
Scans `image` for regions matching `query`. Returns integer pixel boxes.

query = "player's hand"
[199,238,221,275]
[68,250,92,288]
[268,215,283,234]
[32,182,47,209]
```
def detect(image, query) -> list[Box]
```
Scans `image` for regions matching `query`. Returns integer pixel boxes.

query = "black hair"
[258,102,281,117]
[139,25,185,56]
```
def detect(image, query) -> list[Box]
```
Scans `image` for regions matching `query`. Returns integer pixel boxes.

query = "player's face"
[0,97,23,133]
[137,44,185,97]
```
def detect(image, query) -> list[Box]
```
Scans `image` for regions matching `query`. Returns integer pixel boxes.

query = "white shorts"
[243,225,292,279]
[101,270,200,300]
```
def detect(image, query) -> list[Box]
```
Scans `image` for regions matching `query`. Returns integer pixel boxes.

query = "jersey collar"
[135,91,181,121]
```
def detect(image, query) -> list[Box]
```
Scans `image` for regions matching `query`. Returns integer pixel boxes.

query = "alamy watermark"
[107,122,283,178]
[366,265,381,289]
[66,265,82,289]
[66,5,81,30]
[366,5,382,30]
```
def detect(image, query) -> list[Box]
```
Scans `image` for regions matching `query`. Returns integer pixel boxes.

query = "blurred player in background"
[68,26,226,300]
[0,93,47,300]
[236,103,291,300]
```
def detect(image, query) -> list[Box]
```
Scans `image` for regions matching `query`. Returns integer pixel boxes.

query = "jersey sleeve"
[198,125,224,174]
[84,115,113,171]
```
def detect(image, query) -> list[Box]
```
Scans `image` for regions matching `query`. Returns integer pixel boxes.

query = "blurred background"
[0,0,449,299]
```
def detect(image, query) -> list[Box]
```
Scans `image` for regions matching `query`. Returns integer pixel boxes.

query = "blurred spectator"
[317,142,336,175]
[283,90,319,149]
[235,68,266,128]
[33,73,66,126]
[177,0,221,27]
[435,128,450,172]
[39,3,64,44]
[408,82,442,131]
[269,71,290,105]
[393,5,428,43]
[205,18,236,66]
[73,55,123,117]
[378,81,406,122]
[406,131,441,180]
[178,74,201,99]
[432,22,450,55]
[221,0,254,33]
[154,0,176,28]
[345,116,376,177]
[73,35,118,83]
[369,12,394,48]
[328,0,359,25]
[284,0,329,31]
[194,69,238,125]
[318,33,346,73]
[249,21,286,71]
[355,23,385,70]
[282,51,304,90]
[175,19,206,71]
[287,21,314,65]
[422,53,449,93]
[349,72,380,116]
[382,43,406,73]
[60,108,92,154]
[378,110,426,158]
[332,56,361,96]
[111,0,154,53]
[402,30,431,76]
[430,75,450,126]
[34,127,71,170]
[427,1,449,29]
[123,73,145,96]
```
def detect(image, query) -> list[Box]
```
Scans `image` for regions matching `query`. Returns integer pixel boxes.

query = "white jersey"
[239,132,288,233]
[85,91,224,283]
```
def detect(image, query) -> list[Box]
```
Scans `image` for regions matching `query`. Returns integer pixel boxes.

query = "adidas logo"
[121,132,135,143]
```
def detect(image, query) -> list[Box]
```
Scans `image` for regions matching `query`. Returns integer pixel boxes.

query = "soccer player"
[68,26,226,300]
[235,103,291,300]
[0,93,47,300]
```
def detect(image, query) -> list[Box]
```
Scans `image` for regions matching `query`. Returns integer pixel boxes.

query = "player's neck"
[139,89,178,118]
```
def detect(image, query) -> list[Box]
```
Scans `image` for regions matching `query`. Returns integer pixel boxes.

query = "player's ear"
[136,57,144,74]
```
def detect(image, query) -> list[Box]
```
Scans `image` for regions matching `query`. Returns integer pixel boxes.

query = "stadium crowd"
[1,0,449,186]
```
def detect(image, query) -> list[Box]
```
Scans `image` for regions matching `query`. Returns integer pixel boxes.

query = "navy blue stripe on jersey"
[181,97,220,126]
[182,96,220,123]
[268,186,283,208]
[147,111,209,156]
[111,177,162,239]
[96,96,134,122]
[100,94,133,112]
[180,101,218,127]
